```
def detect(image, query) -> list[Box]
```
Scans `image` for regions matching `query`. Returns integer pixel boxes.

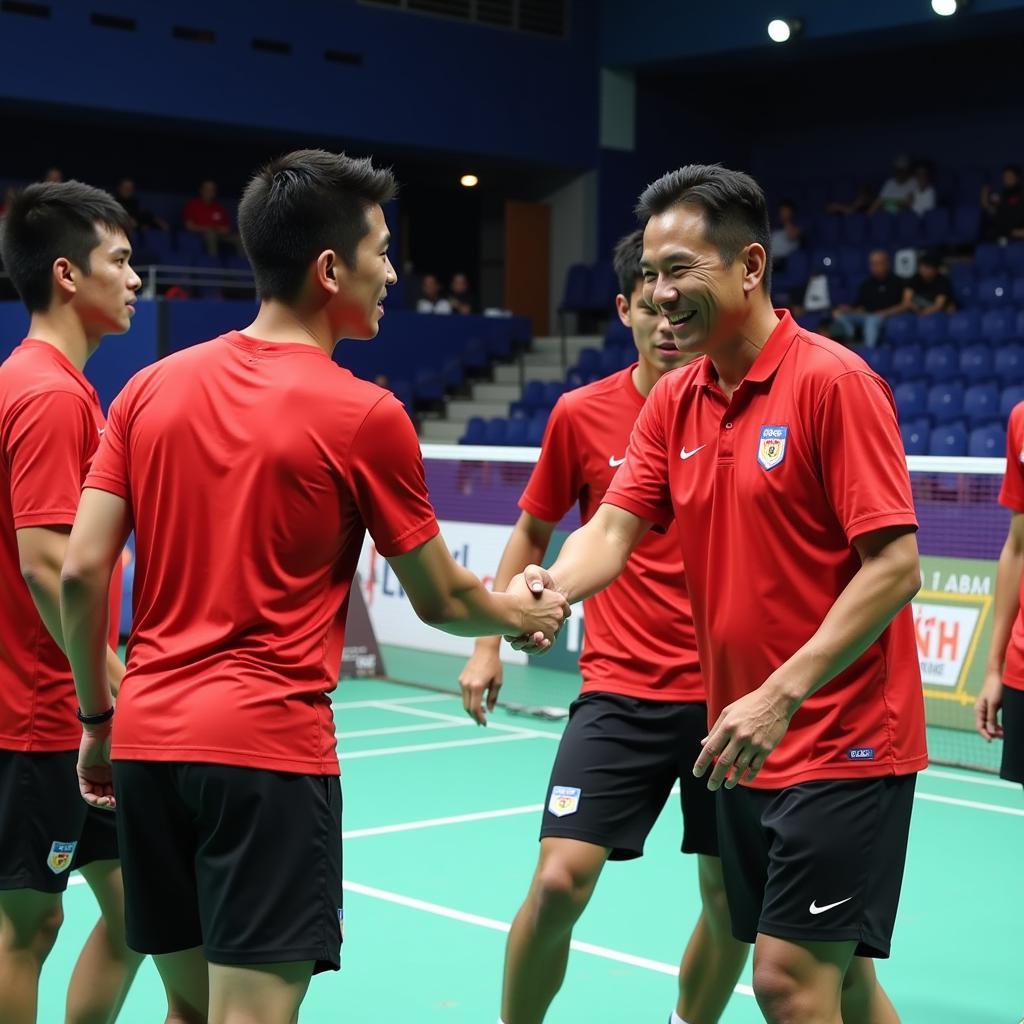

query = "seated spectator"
[115,177,169,233]
[981,164,1024,242]
[869,156,917,214]
[416,273,452,314]
[831,249,906,349]
[0,185,17,219]
[902,252,952,316]
[184,179,241,256]
[770,199,803,265]
[447,272,478,315]
[911,162,936,216]
[43,166,63,184]
[826,182,872,216]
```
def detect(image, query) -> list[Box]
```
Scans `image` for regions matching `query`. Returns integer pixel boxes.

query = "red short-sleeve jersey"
[86,333,439,775]
[183,198,229,230]
[0,340,121,751]
[998,403,1024,691]
[520,366,701,702]
[604,311,927,788]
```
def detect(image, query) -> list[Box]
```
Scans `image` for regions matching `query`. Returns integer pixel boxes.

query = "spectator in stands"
[981,164,1024,242]
[868,156,917,214]
[911,162,937,216]
[0,186,17,219]
[769,199,802,266]
[183,179,240,256]
[447,272,478,315]
[43,166,63,184]
[115,178,169,233]
[901,251,953,317]
[831,249,906,349]
[416,273,452,314]
[825,182,872,216]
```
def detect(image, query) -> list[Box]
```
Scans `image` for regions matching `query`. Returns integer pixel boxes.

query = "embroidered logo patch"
[757,425,788,470]
[848,747,875,761]
[46,840,77,874]
[548,786,581,817]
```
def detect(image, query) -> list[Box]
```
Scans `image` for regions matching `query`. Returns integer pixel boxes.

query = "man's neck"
[631,359,663,398]
[244,301,337,357]
[709,303,781,397]
[25,310,97,371]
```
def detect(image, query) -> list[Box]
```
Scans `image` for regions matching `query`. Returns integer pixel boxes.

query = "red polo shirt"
[0,339,121,752]
[520,365,702,702]
[604,310,927,789]
[86,333,439,775]
[999,402,1024,692]
[183,198,229,231]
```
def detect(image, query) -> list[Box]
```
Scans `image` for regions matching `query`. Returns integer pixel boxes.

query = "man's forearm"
[985,535,1024,674]
[61,570,114,716]
[545,514,635,604]
[22,560,68,654]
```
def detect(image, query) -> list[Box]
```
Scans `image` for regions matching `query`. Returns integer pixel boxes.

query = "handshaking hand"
[503,565,569,654]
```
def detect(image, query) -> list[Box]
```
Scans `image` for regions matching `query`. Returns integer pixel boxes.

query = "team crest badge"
[46,841,77,875]
[757,425,788,471]
[548,786,581,818]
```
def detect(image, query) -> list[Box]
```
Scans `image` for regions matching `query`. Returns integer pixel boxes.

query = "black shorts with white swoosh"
[716,774,917,958]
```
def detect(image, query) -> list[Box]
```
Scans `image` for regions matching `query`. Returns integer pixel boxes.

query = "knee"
[8,903,64,959]
[529,860,593,927]
[697,866,731,930]
[752,959,811,1024]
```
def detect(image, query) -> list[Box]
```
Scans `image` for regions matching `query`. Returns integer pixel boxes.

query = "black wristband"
[76,705,114,726]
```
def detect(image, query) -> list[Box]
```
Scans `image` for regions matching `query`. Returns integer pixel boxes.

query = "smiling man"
[58,149,568,1024]
[511,165,927,1024]
[462,229,748,1024]
[0,181,143,1024]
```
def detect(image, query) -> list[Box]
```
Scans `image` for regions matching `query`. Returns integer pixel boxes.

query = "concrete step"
[419,420,468,443]
[493,364,522,385]
[446,399,510,420]
[520,362,569,383]
[471,382,521,403]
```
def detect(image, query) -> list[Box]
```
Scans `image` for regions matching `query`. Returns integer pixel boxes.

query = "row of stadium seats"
[864,344,1024,384]
[795,207,985,252]
[900,420,1005,458]
[460,414,548,447]
[879,308,1024,347]
[893,380,1023,426]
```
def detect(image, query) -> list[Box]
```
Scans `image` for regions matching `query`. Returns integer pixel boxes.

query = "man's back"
[88,332,437,774]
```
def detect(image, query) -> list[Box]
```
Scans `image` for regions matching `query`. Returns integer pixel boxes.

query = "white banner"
[912,601,982,688]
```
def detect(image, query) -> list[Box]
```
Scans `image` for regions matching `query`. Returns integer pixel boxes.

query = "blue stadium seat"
[895,209,921,247]
[599,345,624,375]
[504,417,528,446]
[995,346,1024,383]
[950,205,981,247]
[142,230,175,263]
[604,317,633,346]
[900,418,931,456]
[587,261,619,312]
[560,263,591,313]
[891,345,923,381]
[929,423,968,456]
[413,369,444,403]
[575,347,600,377]
[981,309,1016,345]
[976,275,1012,307]
[174,232,206,261]
[564,368,585,391]
[441,357,464,390]
[947,310,980,346]
[526,413,547,447]
[1000,384,1024,419]
[959,344,994,382]
[963,383,1000,427]
[1017,309,1024,338]
[923,344,957,380]
[843,213,868,246]
[809,246,840,275]
[974,242,1005,276]
[484,418,508,446]
[484,323,515,360]
[968,423,1007,458]
[839,246,867,278]
[829,276,856,307]
[1005,244,1024,277]
[916,314,948,346]
[927,381,965,423]
[884,315,917,347]
[796,310,824,333]
[389,378,415,412]
[893,379,928,420]
[462,337,489,373]
[1013,278,1024,307]
[868,212,896,246]
[521,379,546,411]
[861,345,892,378]
[460,416,487,445]
[542,381,566,408]
[812,214,843,246]
[922,208,950,248]
[949,264,976,309]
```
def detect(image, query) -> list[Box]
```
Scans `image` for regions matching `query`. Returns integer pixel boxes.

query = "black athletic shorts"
[717,774,917,958]
[999,684,1024,785]
[0,749,119,894]
[114,761,343,973]
[539,692,718,861]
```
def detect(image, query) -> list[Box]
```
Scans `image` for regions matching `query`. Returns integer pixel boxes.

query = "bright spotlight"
[931,0,961,14]
[460,174,479,188]
[767,17,802,43]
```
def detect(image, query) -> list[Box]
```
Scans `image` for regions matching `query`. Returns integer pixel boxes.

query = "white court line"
[341,732,540,760]
[344,804,544,839]
[363,700,561,741]
[343,880,755,999]
[914,792,1024,816]
[337,720,474,740]
[331,694,454,711]
[923,767,1021,790]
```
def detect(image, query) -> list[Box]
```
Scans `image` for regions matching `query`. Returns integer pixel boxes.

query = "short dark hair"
[0,181,132,313]
[238,149,397,303]
[612,229,644,297]
[635,164,772,292]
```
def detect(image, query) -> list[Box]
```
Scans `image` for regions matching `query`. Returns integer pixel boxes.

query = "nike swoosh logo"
[608,456,626,467]
[679,445,706,460]
[808,897,853,916]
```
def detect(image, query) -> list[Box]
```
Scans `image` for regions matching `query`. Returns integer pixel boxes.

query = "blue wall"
[0,0,599,168]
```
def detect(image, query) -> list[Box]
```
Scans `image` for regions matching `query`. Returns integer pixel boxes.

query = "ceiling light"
[767,17,801,42]
[460,174,479,188]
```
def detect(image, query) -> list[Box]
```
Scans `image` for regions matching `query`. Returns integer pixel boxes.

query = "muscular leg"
[675,855,749,1024]
[840,956,899,1024]
[0,888,63,1024]
[65,859,144,1024]
[207,960,313,1024]
[752,935,856,1024]
[153,947,209,1024]
[500,838,609,1024]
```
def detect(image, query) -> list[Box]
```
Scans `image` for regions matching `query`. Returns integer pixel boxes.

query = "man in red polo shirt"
[976,401,1024,788]
[462,229,748,1024]
[0,181,143,1023]
[183,179,240,257]
[59,149,569,1024]
[512,165,926,1024]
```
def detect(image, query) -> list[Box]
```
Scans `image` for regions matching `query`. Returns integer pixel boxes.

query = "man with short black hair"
[60,149,568,1024]
[512,163,925,1024]
[0,180,143,1024]
[901,252,952,318]
[833,249,906,349]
